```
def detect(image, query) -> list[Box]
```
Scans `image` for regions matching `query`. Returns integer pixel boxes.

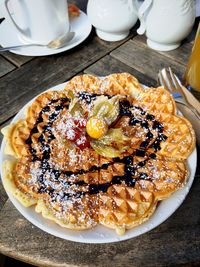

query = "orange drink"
[184,23,200,92]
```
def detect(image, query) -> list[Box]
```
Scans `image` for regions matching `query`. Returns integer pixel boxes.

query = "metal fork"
[158,67,200,120]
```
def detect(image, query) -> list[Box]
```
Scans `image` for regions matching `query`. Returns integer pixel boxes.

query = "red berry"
[66,127,81,141]
[75,135,90,150]
[74,118,87,129]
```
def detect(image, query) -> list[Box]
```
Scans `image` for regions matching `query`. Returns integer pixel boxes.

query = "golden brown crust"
[1,73,195,234]
[133,86,176,115]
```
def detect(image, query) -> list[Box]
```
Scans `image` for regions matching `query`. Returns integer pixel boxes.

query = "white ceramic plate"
[0,10,92,56]
[0,82,197,243]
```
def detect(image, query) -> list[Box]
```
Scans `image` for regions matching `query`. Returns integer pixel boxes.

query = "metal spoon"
[0,31,75,51]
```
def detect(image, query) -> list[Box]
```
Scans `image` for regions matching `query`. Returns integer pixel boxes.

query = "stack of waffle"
[1,73,195,235]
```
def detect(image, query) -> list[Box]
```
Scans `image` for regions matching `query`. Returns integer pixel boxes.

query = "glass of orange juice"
[184,23,200,92]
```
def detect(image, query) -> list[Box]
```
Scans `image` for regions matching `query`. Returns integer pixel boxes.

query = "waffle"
[1,120,30,158]
[115,112,195,160]
[64,74,101,94]
[1,73,195,235]
[99,73,143,97]
[133,86,176,115]
[2,160,37,207]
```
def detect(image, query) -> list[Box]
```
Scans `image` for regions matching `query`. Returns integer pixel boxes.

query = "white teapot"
[137,0,196,51]
[87,0,139,41]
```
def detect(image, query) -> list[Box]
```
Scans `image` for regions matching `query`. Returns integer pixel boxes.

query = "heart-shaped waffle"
[1,73,195,235]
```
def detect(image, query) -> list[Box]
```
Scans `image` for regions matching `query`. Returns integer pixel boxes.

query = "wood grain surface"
[85,55,157,87]
[0,52,34,68]
[110,40,186,80]
[0,55,15,77]
[133,34,193,66]
[0,1,200,266]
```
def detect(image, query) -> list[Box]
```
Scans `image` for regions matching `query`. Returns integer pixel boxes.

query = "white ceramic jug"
[87,0,139,41]
[3,0,69,44]
[137,0,196,51]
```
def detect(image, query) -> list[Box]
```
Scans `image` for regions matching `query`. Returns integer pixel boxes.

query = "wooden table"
[0,1,200,266]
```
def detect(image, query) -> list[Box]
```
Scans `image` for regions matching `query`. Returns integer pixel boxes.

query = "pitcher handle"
[137,0,153,35]
[127,0,138,14]
[4,0,29,38]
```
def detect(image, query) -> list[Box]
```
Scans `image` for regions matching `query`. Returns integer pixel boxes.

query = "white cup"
[3,0,69,44]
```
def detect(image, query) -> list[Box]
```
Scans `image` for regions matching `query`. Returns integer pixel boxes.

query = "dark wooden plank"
[0,32,137,125]
[0,56,15,77]
[85,55,157,87]
[0,52,34,68]
[110,39,186,81]
[132,34,193,67]
[0,182,7,211]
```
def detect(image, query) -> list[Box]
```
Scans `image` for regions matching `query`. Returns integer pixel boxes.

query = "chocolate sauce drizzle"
[25,92,167,199]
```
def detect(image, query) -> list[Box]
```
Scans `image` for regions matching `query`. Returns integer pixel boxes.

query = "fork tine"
[158,70,173,94]
[167,67,182,94]
[168,67,190,102]
[158,70,169,89]
[174,74,183,87]
[158,68,182,97]
[158,69,169,88]
[168,67,182,92]
[160,68,177,94]
[165,68,175,91]
[158,67,200,119]
[168,67,191,101]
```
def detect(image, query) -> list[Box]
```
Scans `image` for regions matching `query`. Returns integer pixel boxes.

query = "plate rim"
[0,81,197,243]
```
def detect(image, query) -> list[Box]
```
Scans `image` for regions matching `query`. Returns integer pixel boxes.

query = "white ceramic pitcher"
[87,0,195,48]
[3,0,70,44]
[137,0,196,51]
[87,0,139,41]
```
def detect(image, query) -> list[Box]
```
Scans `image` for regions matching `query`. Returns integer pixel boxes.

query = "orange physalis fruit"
[86,116,108,139]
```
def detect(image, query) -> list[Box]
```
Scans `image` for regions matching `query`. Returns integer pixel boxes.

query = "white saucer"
[0,10,92,56]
